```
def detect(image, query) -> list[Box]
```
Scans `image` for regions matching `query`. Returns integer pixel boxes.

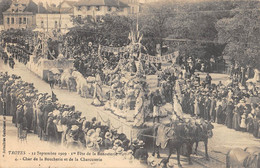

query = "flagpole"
[136,10,139,32]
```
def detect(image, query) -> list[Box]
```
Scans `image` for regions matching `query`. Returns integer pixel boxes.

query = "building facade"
[35,13,73,33]
[120,0,139,14]
[35,1,75,33]
[73,0,129,18]
[2,0,38,30]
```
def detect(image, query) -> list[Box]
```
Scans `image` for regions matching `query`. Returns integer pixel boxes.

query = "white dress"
[173,96,183,119]
[134,95,144,127]
[194,99,200,116]
[240,115,247,128]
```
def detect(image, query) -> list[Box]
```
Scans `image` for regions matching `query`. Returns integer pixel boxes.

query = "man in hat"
[104,131,113,149]
[46,116,59,143]
[195,74,200,86]
[210,95,217,122]
[24,96,34,132]
[134,140,148,163]
[205,73,212,86]
[204,96,211,121]
[130,139,139,156]
[153,89,163,123]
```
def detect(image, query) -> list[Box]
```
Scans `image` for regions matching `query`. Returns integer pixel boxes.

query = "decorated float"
[26,30,74,81]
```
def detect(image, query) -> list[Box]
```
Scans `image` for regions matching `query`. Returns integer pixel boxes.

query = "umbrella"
[246,97,260,104]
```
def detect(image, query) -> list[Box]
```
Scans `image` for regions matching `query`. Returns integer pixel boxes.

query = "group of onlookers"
[0,71,155,166]
[178,71,260,138]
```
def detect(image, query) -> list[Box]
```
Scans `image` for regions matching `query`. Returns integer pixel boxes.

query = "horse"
[138,122,193,167]
[226,148,260,168]
[192,121,214,160]
[74,75,95,98]
[60,69,74,90]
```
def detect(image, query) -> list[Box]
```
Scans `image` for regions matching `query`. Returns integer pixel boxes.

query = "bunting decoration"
[99,44,138,53]
[98,44,179,64]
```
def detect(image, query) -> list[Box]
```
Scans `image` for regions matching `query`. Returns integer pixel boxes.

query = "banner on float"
[140,51,179,63]
[99,44,139,53]
[98,44,179,63]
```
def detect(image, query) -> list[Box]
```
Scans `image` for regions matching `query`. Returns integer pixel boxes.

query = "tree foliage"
[0,0,12,24]
[216,1,260,69]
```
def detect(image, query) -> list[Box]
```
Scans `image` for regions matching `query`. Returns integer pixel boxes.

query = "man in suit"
[204,96,211,121]
[210,95,217,122]
[153,90,163,123]
[134,141,148,164]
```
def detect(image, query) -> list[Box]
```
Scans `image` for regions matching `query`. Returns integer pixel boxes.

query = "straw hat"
[96,137,103,143]
[87,129,95,137]
[138,140,145,146]
[114,139,123,146]
[71,125,79,131]
[105,132,112,139]
[127,150,133,155]
[87,142,94,148]
[116,147,124,154]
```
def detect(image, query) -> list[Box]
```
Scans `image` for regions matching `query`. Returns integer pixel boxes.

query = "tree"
[0,0,12,24]
[216,1,260,69]
[65,14,135,76]
[139,0,174,55]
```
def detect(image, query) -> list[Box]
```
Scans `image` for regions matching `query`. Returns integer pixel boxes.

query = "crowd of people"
[0,72,173,167]
[174,69,260,138]
[6,44,30,65]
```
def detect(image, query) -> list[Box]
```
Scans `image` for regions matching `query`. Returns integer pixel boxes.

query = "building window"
[108,6,112,12]
[77,6,81,11]
[132,7,134,14]
[87,6,90,10]
[11,18,14,24]
[19,17,22,24]
[96,6,100,11]
[55,21,58,28]
[7,18,10,24]
[23,17,26,24]
[41,21,44,28]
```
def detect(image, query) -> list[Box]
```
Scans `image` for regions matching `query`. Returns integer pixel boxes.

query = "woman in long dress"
[173,95,183,120]
[225,101,234,128]
[194,97,200,118]
[232,106,241,131]
[92,73,104,106]
[133,91,145,127]
[215,98,222,124]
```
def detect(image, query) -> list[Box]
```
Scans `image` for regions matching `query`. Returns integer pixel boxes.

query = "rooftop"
[75,0,129,7]
[4,0,39,14]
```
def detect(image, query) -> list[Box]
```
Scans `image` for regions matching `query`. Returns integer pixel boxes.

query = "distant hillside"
[0,0,12,24]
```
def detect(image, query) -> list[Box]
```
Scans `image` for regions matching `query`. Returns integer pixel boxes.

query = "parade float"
[26,30,74,81]
[96,31,181,127]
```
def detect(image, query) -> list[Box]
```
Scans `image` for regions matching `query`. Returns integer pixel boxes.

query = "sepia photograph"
[0,0,260,167]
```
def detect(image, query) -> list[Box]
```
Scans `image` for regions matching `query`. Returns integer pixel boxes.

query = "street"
[1,60,260,168]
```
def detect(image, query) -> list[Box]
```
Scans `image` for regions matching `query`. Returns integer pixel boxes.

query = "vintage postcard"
[0,0,260,168]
